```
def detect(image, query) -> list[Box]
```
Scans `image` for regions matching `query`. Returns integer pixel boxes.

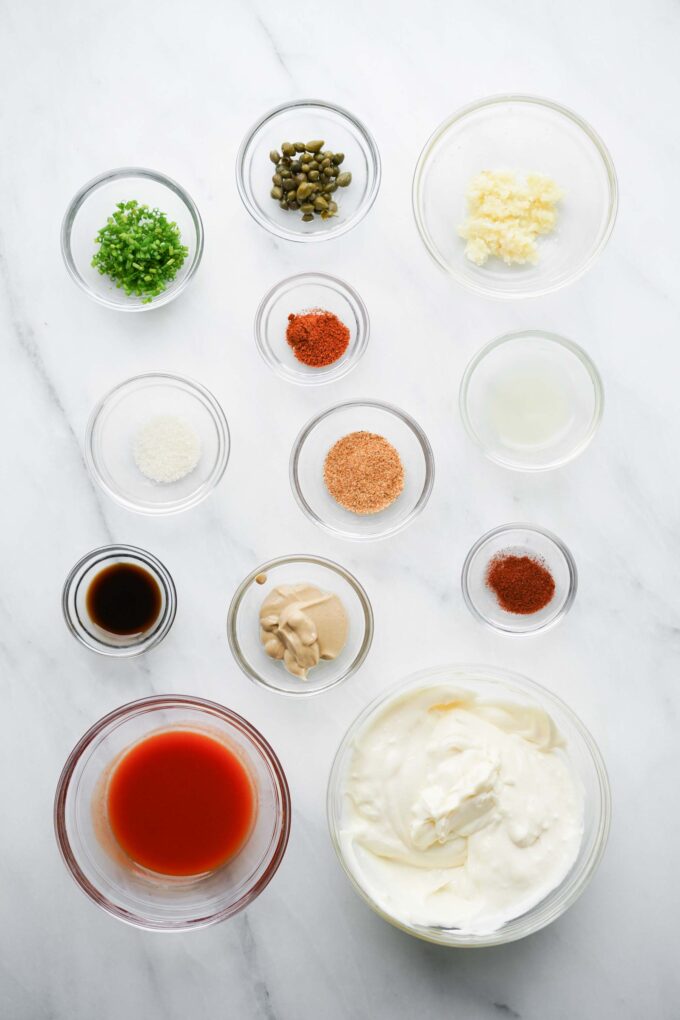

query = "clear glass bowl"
[236,99,381,242]
[227,554,374,697]
[413,95,618,299]
[54,695,291,930]
[462,524,578,634]
[327,664,611,947]
[290,400,435,541]
[460,330,604,471]
[85,372,230,514]
[62,545,177,656]
[255,273,369,385]
[61,167,204,311]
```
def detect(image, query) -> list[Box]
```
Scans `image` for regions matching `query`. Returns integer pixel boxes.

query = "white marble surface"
[1,0,679,1016]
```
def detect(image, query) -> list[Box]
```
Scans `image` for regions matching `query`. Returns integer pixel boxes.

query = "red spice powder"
[485,552,556,615]
[286,308,350,368]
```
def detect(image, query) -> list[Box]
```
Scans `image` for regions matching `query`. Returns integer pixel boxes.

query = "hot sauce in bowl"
[107,729,256,876]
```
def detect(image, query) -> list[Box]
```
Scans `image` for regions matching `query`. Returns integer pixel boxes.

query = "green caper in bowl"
[269,141,352,221]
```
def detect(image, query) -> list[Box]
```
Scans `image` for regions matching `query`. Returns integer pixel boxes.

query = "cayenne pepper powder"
[286,308,350,368]
[485,553,556,615]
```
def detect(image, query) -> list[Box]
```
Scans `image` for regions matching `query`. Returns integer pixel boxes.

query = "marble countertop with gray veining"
[1,0,679,1017]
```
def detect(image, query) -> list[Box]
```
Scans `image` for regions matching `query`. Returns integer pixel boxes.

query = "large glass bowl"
[413,95,618,299]
[61,167,204,311]
[54,696,291,931]
[236,99,381,243]
[327,664,611,947]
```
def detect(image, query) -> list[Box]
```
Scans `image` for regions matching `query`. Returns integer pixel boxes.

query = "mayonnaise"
[339,685,583,934]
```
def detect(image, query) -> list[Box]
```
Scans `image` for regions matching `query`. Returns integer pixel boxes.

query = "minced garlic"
[458,170,563,267]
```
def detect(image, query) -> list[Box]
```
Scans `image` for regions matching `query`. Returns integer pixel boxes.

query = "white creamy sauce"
[340,685,583,934]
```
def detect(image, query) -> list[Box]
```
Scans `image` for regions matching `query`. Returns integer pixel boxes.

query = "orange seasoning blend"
[286,309,350,368]
[485,553,556,615]
[324,431,404,514]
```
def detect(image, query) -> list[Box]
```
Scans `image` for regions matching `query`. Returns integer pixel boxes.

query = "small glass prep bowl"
[54,695,291,931]
[61,167,204,311]
[236,99,381,243]
[290,400,435,541]
[227,554,374,697]
[327,664,611,947]
[413,95,618,299]
[86,373,230,515]
[255,273,369,385]
[462,524,577,634]
[62,545,177,656]
[460,330,604,471]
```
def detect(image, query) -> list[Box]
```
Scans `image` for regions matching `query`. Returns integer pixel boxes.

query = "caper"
[287,199,299,210]
[282,179,297,192]
[294,142,306,152]
[328,200,338,213]
[270,186,283,200]
[306,140,324,152]
[296,182,315,200]
[308,170,320,181]
[280,169,292,178]
[308,160,319,171]
[323,182,338,193]
[290,161,301,173]
[332,153,345,165]
[301,163,311,173]
[272,173,283,187]
[300,203,315,213]
[269,149,281,164]
[301,212,314,221]
[281,142,295,156]
[279,201,287,209]
[321,157,331,168]
[336,172,352,187]
[313,196,328,210]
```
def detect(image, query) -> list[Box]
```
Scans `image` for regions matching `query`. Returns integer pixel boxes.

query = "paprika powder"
[286,308,350,368]
[485,552,555,615]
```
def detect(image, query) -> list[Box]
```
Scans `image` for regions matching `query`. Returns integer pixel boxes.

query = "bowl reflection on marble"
[327,664,611,947]
[54,696,291,931]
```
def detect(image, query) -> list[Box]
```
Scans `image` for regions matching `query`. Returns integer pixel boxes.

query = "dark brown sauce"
[86,562,162,636]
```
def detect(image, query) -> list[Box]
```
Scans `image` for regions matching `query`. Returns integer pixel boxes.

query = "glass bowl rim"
[459,329,605,471]
[54,693,292,931]
[461,522,578,634]
[235,97,382,243]
[254,271,370,386]
[60,165,205,312]
[62,543,178,656]
[326,662,611,947]
[412,92,619,300]
[85,371,231,515]
[227,553,375,697]
[289,398,436,542]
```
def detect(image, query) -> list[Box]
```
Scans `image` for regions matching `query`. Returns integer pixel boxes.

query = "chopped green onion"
[91,200,189,303]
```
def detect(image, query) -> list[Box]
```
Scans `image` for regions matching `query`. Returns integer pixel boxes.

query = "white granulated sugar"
[133,415,202,484]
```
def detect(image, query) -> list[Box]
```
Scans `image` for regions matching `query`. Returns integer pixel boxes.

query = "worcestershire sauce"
[86,563,161,635]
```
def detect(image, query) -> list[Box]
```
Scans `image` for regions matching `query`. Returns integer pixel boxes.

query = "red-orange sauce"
[106,729,256,876]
